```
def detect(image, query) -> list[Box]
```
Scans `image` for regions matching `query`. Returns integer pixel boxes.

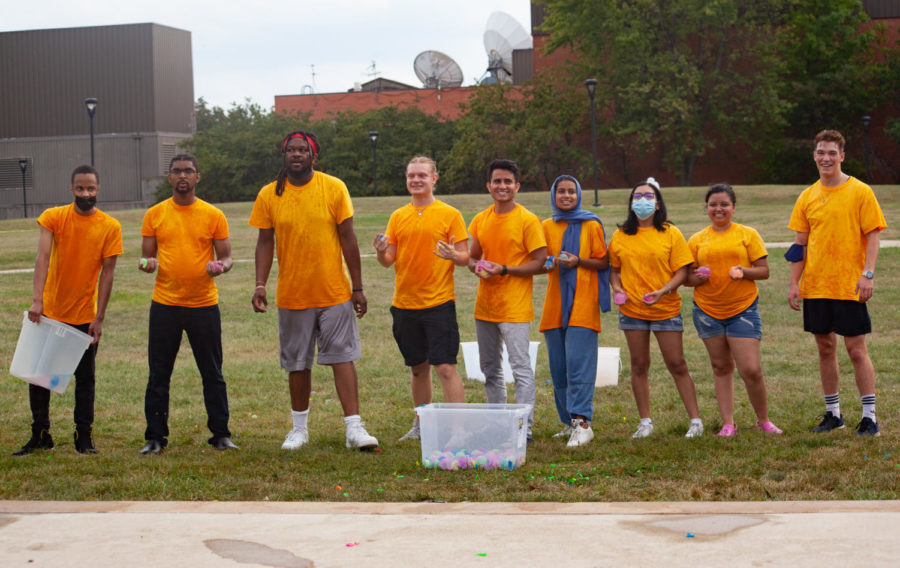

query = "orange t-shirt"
[141,198,229,308]
[37,205,123,325]
[468,204,546,323]
[688,223,767,319]
[386,200,468,310]
[249,172,354,310]
[788,176,886,301]
[539,219,607,332]
[608,224,693,320]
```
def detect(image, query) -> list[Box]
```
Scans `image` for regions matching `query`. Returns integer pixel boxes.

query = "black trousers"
[28,322,97,432]
[144,302,231,444]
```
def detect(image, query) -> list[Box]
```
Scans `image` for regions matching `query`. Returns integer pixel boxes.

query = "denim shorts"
[618,312,684,332]
[691,298,762,340]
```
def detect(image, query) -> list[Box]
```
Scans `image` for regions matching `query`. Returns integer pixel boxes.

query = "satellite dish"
[482,12,532,84]
[414,50,464,89]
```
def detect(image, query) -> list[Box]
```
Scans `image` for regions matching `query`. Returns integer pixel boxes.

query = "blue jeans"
[543,326,598,423]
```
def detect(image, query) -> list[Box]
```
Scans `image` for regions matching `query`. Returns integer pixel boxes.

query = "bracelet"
[352,288,363,292]
[575,256,581,267]
[501,265,508,276]
[664,284,671,294]
[255,285,266,290]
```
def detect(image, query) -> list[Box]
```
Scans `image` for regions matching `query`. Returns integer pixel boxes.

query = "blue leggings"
[543,326,598,423]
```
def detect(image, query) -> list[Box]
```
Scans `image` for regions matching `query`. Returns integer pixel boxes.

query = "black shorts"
[390,300,460,367]
[803,298,871,336]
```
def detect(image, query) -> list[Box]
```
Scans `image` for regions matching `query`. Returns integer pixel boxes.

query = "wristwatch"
[862,270,874,279]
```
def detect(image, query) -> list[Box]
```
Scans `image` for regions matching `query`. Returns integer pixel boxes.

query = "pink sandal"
[755,420,783,434]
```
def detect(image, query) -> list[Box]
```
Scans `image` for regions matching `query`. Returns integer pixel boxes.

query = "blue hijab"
[550,175,611,327]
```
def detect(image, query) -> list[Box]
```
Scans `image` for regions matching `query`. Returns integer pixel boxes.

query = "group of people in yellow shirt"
[12,128,885,456]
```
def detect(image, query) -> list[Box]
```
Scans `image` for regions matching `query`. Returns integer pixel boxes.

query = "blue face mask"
[631,197,656,220]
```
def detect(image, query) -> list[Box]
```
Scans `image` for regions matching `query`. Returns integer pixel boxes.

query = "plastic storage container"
[415,403,530,470]
[9,312,92,393]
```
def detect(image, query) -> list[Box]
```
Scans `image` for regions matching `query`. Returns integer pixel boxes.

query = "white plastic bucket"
[595,347,621,387]
[9,312,93,393]
[461,341,539,383]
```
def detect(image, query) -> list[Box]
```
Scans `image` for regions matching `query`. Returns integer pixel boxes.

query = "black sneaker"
[812,411,844,433]
[855,417,880,437]
[12,430,54,456]
[74,429,98,454]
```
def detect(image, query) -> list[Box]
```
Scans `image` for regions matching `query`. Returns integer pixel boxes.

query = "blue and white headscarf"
[550,174,611,327]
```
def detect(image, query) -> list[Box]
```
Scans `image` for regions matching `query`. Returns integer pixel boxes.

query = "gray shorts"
[278,301,361,372]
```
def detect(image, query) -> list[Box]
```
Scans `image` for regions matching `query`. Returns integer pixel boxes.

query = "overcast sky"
[3,0,533,109]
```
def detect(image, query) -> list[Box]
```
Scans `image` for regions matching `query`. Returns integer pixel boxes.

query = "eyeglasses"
[170,168,197,176]
[632,192,656,200]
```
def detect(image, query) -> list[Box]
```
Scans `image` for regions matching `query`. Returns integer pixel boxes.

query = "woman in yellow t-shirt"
[539,175,609,448]
[608,177,703,439]
[685,183,782,437]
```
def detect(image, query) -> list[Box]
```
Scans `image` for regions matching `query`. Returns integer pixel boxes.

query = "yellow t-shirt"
[468,204,546,323]
[248,172,354,309]
[142,198,229,308]
[688,223,767,319]
[37,205,123,325]
[386,200,468,310]
[788,176,886,301]
[539,219,607,332]
[608,224,693,320]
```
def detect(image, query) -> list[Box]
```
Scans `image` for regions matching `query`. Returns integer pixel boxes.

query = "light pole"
[18,158,28,219]
[84,97,98,166]
[861,115,872,184]
[584,78,600,207]
[369,130,379,197]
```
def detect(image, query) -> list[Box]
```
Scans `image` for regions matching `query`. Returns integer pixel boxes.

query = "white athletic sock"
[690,418,703,426]
[861,394,876,421]
[640,417,652,426]
[824,393,840,417]
[344,414,361,430]
[291,409,309,430]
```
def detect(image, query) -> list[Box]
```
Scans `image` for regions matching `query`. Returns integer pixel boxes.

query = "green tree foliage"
[541,0,790,186]
[442,81,591,192]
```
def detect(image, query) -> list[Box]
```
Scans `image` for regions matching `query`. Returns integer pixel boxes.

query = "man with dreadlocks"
[249,130,379,450]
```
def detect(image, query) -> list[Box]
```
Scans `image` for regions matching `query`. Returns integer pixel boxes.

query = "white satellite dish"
[414,50,464,89]
[482,12,532,84]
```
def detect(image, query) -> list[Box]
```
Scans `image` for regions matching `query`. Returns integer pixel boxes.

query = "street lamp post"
[584,78,600,207]
[84,97,98,166]
[861,115,872,184]
[369,130,379,197]
[18,158,28,219]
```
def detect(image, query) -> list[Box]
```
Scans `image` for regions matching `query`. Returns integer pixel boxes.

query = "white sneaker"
[632,422,654,439]
[566,420,594,447]
[346,422,379,450]
[685,420,704,438]
[398,421,420,442]
[281,427,309,450]
[553,424,574,438]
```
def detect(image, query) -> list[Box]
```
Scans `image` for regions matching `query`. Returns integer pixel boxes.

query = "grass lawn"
[0,184,897,502]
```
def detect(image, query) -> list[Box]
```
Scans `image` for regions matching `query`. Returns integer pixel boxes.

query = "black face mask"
[74,196,97,211]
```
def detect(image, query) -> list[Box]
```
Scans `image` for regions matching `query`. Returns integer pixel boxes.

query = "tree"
[541,0,790,186]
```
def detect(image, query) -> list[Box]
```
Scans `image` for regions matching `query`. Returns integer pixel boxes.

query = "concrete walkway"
[1,500,898,567]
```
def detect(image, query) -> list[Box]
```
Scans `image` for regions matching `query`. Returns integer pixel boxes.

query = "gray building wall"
[0,23,194,219]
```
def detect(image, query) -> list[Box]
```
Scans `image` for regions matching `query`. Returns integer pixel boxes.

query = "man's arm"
[373,233,396,268]
[27,226,54,323]
[468,237,483,273]
[209,237,233,276]
[855,228,881,302]
[139,236,158,273]
[787,231,808,311]
[252,228,275,313]
[434,236,469,266]
[337,217,367,318]
[89,255,118,344]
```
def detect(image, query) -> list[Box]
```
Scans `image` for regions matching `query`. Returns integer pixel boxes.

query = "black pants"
[28,322,97,432]
[144,302,231,444]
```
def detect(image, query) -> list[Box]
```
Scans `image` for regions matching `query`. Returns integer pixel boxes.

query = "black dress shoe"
[139,440,163,455]
[212,437,238,451]
[12,430,54,456]
[74,429,99,454]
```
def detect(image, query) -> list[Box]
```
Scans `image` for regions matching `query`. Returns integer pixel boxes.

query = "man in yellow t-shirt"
[250,130,378,451]
[138,154,236,454]
[374,156,468,441]
[788,130,886,437]
[13,165,122,456]
[467,159,547,439]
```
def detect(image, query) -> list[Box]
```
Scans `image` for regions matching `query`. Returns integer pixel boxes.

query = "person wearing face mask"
[539,175,610,447]
[608,177,703,439]
[684,184,781,438]
[13,165,123,456]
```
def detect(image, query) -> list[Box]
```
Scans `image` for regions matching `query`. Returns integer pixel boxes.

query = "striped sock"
[861,394,876,421]
[824,393,840,417]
